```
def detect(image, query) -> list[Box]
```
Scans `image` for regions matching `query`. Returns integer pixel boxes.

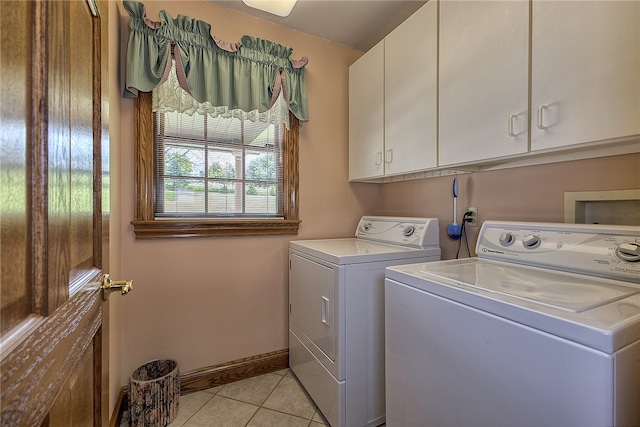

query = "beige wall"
[379,153,640,260]
[116,1,378,386]
[115,0,640,389]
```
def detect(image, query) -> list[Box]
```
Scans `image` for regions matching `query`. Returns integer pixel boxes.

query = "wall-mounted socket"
[466,207,478,227]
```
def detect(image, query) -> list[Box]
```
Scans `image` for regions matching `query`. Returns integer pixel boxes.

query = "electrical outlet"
[466,207,478,227]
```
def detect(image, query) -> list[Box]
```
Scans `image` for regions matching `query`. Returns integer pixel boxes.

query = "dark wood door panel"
[0,0,109,425]
[1,286,102,425]
[0,0,34,337]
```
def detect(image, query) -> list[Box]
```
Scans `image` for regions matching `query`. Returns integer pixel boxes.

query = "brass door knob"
[101,274,133,300]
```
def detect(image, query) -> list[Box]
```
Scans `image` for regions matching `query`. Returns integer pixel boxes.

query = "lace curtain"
[122,0,309,126]
[153,60,291,126]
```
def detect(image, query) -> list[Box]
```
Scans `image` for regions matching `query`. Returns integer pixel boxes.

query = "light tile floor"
[122,368,329,427]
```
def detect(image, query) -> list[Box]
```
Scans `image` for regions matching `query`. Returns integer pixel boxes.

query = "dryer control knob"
[616,242,640,262]
[499,232,515,246]
[403,225,415,237]
[522,234,541,249]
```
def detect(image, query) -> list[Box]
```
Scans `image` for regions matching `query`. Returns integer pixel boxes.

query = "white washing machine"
[289,216,441,427]
[385,221,640,427]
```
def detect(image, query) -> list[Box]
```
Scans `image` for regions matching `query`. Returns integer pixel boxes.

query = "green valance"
[122,0,309,122]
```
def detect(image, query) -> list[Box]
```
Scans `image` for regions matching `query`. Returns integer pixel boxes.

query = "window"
[131,92,300,238]
[155,110,283,218]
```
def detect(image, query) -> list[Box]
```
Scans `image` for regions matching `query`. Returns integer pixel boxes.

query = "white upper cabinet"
[439,0,530,167]
[384,1,438,176]
[349,2,437,181]
[349,40,385,180]
[530,1,640,151]
[351,0,639,181]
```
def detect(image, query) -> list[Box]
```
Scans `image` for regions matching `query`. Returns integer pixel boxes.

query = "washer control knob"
[362,222,372,232]
[522,234,541,249]
[403,225,415,237]
[616,242,640,262]
[499,232,515,246]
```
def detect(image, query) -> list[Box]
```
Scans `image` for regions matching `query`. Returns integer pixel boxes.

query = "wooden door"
[1,0,111,425]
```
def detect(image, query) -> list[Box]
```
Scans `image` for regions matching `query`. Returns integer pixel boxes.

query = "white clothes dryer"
[385,221,640,427]
[289,216,441,427]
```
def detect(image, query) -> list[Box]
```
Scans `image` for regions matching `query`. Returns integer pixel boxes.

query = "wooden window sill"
[131,219,301,239]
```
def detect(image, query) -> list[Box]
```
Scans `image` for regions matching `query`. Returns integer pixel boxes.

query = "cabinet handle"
[508,114,517,137]
[375,151,382,165]
[537,105,548,130]
[385,149,393,163]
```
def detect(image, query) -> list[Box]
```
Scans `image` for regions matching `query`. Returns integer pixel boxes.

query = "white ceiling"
[206,0,428,52]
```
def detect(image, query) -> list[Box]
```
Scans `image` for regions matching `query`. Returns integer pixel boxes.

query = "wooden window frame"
[130,92,300,238]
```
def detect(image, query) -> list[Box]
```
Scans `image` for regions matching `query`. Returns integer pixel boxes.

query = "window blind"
[154,111,284,218]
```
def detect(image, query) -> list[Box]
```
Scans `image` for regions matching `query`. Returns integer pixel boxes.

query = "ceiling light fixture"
[242,0,297,17]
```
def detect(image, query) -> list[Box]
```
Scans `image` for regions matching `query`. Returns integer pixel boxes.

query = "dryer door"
[290,252,337,361]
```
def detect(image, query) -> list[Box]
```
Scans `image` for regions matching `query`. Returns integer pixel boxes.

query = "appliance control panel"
[477,221,640,283]
[355,216,439,248]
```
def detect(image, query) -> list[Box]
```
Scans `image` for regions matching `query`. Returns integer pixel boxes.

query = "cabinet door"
[349,41,385,181]
[385,2,437,175]
[439,0,529,166]
[531,1,640,151]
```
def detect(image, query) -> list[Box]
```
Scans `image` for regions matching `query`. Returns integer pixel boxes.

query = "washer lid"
[386,258,640,353]
[423,260,639,313]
